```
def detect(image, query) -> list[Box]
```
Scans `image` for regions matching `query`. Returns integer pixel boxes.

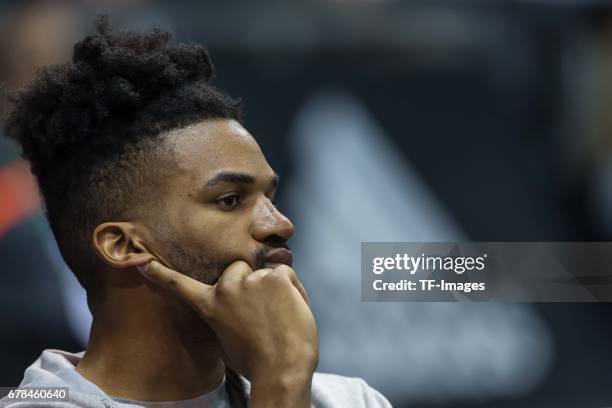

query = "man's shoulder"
[310,372,392,408]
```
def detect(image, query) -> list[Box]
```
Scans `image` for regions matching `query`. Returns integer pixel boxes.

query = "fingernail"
[137,263,150,274]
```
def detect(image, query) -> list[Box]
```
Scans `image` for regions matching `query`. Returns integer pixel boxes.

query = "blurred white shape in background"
[285,89,552,403]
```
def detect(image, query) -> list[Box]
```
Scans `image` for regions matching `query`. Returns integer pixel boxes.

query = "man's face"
[146,118,295,284]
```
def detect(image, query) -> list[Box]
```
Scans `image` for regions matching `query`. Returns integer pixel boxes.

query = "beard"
[155,230,268,285]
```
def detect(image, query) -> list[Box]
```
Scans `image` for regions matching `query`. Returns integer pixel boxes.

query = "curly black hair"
[3,15,242,301]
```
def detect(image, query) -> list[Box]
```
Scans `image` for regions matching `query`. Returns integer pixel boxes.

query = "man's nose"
[251,198,295,243]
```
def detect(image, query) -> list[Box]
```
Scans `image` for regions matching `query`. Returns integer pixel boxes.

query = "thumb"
[137,260,214,311]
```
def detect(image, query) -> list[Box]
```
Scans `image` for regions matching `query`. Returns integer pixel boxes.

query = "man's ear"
[92,222,154,269]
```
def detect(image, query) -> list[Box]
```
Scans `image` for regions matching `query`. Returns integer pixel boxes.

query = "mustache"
[254,238,290,269]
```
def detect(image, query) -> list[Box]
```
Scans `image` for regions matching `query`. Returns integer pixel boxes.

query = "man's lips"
[264,248,293,267]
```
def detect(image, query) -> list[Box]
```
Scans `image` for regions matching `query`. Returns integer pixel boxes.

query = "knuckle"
[250,268,272,279]
[165,277,179,288]
[244,271,263,285]
[264,269,289,285]
[213,282,228,299]
[274,265,295,278]
[216,278,239,297]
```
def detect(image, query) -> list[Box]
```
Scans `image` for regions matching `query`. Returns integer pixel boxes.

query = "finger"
[138,260,213,309]
[249,267,274,277]
[274,265,310,305]
[292,275,310,305]
[220,260,254,282]
[293,277,310,305]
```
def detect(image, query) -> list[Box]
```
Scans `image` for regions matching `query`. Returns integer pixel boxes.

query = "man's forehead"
[165,118,274,179]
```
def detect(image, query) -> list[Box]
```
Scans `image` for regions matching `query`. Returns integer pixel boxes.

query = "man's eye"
[217,194,241,209]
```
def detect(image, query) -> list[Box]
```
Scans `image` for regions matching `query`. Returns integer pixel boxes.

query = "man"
[1,16,391,408]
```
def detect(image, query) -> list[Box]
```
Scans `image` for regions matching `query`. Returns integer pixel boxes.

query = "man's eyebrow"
[205,171,279,188]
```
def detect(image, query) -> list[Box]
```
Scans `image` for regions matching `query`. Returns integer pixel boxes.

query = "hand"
[137,260,319,407]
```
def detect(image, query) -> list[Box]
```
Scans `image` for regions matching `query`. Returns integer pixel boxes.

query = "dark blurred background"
[2,1,612,407]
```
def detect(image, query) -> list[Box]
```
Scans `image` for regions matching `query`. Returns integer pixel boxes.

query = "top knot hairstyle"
[3,15,242,299]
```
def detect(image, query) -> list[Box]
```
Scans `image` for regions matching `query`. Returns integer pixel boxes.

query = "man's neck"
[75,291,225,402]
